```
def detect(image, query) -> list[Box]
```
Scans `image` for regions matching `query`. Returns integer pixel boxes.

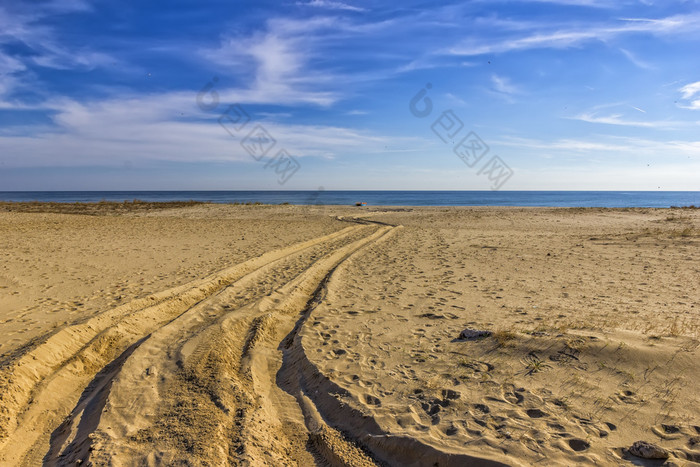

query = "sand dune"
[1,204,699,466]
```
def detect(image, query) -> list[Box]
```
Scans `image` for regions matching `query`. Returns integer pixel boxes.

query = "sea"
[0,191,698,208]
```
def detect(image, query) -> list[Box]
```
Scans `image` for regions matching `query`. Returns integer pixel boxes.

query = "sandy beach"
[0,202,698,466]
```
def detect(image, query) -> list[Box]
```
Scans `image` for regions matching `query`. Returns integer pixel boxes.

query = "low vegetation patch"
[0,200,206,215]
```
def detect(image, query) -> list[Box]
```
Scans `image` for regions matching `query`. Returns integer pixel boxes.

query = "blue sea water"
[0,191,698,208]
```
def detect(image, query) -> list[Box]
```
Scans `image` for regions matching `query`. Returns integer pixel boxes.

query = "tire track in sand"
[0,224,368,466]
[80,223,396,466]
[3,216,509,466]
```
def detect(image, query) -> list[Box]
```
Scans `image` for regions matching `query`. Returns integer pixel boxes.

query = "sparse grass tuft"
[524,354,550,375]
[0,200,205,215]
[669,227,696,238]
[667,317,683,337]
[616,368,636,382]
[493,330,517,347]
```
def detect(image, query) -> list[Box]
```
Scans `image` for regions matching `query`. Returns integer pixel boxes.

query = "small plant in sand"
[493,330,517,347]
[667,317,682,337]
[616,368,636,382]
[669,226,695,238]
[524,354,550,375]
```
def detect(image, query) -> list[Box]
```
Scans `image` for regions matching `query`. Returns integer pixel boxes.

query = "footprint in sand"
[615,389,642,404]
[526,408,547,419]
[460,360,494,373]
[548,422,567,433]
[568,438,590,452]
[420,401,443,425]
[441,389,461,401]
[652,423,682,440]
[364,395,381,406]
[501,384,525,405]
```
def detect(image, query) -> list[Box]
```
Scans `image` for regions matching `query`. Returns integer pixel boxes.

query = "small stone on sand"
[459,328,492,340]
[629,440,669,459]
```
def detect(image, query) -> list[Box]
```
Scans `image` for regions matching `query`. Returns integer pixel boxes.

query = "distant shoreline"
[1,190,699,208]
[1,200,698,216]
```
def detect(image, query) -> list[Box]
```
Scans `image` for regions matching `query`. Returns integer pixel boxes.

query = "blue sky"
[1,0,699,190]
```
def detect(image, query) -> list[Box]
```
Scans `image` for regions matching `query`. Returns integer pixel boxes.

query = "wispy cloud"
[483,0,619,6]
[678,81,700,110]
[444,93,468,106]
[201,17,340,106]
[680,81,700,99]
[569,112,689,129]
[619,48,654,69]
[572,112,656,127]
[447,13,700,56]
[397,56,478,73]
[296,0,366,12]
[491,74,519,95]
[525,0,613,5]
[0,3,114,71]
[1,0,699,190]
[497,135,700,158]
[0,93,399,167]
[397,57,440,73]
[0,1,117,107]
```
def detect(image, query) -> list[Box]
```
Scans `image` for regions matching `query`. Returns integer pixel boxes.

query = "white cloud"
[572,112,659,127]
[491,74,519,95]
[619,48,654,69]
[0,53,25,103]
[397,58,438,73]
[485,0,617,6]
[0,3,114,71]
[0,51,26,75]
[0,1,119,108]
[0,92,406,167]
[201,17,341,106]
[568,101,694,128]
[496,135,700,158]
[447,13,700,56]
[680,81,700,99]
[676,81,700,110]
[444,93,467,106]
[256,111,293,119]
[296,0,365,12]
[680,100,700,110]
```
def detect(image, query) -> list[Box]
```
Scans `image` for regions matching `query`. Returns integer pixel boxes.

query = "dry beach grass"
[0,203,698,466]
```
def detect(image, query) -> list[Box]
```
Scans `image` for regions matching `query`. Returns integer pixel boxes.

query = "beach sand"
[0,203,698,466]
